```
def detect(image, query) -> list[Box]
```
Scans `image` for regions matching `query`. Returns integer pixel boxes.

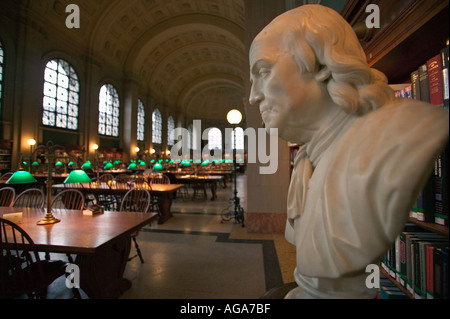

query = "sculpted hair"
[275,4,394,115]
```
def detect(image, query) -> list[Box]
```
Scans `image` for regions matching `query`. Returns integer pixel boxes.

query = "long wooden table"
[174,175,223,200]
[0,207,157,299]
[53,182,183,224]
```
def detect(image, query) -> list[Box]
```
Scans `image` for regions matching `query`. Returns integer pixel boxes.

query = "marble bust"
[249,4,449,298]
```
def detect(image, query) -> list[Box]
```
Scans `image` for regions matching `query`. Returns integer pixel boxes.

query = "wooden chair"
[115,174,131,183]
[51,189,85,210]
[119,187,152,263]
[0,172,13,182]
[192,180,208,200]
[0,187,15,207]
[149,175,170,212]
[11,188,45,209]
[0,218,80,298]
[95,174,116,210]
[150,174,170,185]
[97,173,114,183]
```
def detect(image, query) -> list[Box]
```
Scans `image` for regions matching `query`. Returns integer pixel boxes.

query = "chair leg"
[132,236,144,263]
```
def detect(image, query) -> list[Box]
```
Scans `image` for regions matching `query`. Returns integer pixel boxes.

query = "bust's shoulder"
[354,97,448,137]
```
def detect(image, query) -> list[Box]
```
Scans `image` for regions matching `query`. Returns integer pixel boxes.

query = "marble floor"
[121,174,296,299]
[45,173,297,299]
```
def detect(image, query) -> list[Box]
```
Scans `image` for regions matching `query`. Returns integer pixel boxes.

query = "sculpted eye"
[259,68,271,77]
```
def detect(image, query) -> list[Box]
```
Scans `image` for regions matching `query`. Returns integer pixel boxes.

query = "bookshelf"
[342,0,449,299]
[0,139,12,173]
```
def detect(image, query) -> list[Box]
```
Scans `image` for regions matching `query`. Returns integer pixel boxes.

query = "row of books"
[379,274,408,299]
[394,39,449,226]
[381,224,448,299]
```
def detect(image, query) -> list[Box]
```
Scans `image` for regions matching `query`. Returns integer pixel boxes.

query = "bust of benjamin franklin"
[249,4,449,298]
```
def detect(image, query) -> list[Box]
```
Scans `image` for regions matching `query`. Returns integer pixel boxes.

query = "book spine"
[441,41,449,108]
[427,54,444,106]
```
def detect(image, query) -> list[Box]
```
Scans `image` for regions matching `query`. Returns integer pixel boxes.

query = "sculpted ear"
[315,65,331,83]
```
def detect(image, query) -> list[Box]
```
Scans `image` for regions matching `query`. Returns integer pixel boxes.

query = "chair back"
[0,172,13,181]
[98,174,114,183]
[114,174,131,190]
[119,187,151,213]
[0,187,15,207]
[12,188,45,209]
[164,172,178,184]
[0,218,45,298]
[150,175,170,185]
[51,189,85,210]
[115,174,131,183]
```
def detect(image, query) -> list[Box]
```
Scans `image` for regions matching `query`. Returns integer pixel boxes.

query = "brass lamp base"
[37,213,61,225]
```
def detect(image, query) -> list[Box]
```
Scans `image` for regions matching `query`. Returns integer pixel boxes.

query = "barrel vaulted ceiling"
[25,0,246,123]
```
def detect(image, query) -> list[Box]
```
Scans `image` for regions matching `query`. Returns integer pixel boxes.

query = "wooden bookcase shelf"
[342,0,449,299]
[408,218,449,238]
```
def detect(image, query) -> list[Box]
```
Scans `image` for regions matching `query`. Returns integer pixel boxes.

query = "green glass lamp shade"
[128,163,137,169]
[32,161,40,166]
[153,163,164,171]
[55,161,63,167]
[64,170,92,183]
[114,160,121,165]
[201,160,209,166]
[139,161,146,167]
[104,162,114,170]
[6,171,37,184]
[81,162,92,170]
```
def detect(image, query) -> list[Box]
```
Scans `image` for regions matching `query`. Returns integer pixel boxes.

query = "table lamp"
[81,162,92,170]
[128,162,137,170]
[64,169,92,184]
[6,170,37,184]
[104,162,114,170]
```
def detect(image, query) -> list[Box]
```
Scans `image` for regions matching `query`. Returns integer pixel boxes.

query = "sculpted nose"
[249,84,263,106]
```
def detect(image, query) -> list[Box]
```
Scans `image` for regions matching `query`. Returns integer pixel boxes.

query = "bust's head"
[249,4,393,142]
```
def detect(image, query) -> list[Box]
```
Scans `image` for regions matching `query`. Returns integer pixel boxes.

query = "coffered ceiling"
[25,0,246,123]
[20,0,350,125]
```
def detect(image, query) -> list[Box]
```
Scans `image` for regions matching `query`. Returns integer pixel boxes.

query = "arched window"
[208,128,222,150]
[167,116,175,146]
[42,59,79,130]
[152,108,162,144]
[232,127,245,150]
[137,99,145,141]
[98,83,120,137]
[0,40,4,115]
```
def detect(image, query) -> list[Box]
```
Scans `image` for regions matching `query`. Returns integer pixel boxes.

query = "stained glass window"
[42,59,79,130]
[208,127,222,150]
[98,84,120,137]
[167,116,175,146]
[137,99,145,141]
[152,108,162,144]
